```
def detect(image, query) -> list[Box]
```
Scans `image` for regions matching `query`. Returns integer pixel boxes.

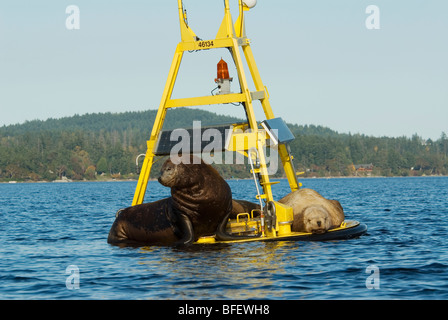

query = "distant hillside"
[0,109,447,181]
[0,109,243,135]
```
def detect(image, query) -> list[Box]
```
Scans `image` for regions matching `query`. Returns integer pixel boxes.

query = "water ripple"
[1,177,448,299]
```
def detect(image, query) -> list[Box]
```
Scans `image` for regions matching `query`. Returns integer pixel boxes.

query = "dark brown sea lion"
[231,199,261,219]
[107,155,233,246]
[107,198,181,246]
[278,188,345,233]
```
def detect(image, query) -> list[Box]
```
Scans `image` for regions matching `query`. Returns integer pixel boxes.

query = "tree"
[85,165,96,180]
[96,157,108,174]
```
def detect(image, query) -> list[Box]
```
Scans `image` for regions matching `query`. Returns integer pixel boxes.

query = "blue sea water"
[1,176,447,300]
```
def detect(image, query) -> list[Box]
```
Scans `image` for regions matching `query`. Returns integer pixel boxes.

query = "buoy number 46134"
[198,40,214,48]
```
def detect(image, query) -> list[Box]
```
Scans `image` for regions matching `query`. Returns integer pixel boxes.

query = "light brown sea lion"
[107,155,233,246]
[301,205,333,234]
[279,188,345,233]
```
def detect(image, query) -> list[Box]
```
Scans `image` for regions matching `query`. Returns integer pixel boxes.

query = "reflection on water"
[136,240,361,299]
[138,242,295,299]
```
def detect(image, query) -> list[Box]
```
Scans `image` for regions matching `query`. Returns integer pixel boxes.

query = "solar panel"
[154,123,238,156]
[260,117,295,145]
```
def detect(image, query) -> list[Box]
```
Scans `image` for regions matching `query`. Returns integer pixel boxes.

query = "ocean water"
[1,176,447,300]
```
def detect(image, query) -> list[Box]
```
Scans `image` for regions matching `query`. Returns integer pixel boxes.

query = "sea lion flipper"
[174,213,195,246]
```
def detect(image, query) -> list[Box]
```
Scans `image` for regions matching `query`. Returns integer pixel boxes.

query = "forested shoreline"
[1,109,447,182]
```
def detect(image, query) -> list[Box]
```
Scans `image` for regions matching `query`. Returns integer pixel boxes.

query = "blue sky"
[0,1,447,140]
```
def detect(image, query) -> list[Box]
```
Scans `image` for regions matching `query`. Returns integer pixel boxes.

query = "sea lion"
[231,199,261,219]
[301,205,333,234]
[107,155,233,246]
[107,198,182,246]
[279,188,345,233]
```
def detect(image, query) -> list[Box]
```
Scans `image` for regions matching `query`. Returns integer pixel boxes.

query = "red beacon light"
[216,58,230,80]
[214,58,233,95]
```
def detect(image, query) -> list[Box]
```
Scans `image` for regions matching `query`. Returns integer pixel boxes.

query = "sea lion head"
[158,155,203,189]
[158,158,178,187]
[303,205,332,234]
